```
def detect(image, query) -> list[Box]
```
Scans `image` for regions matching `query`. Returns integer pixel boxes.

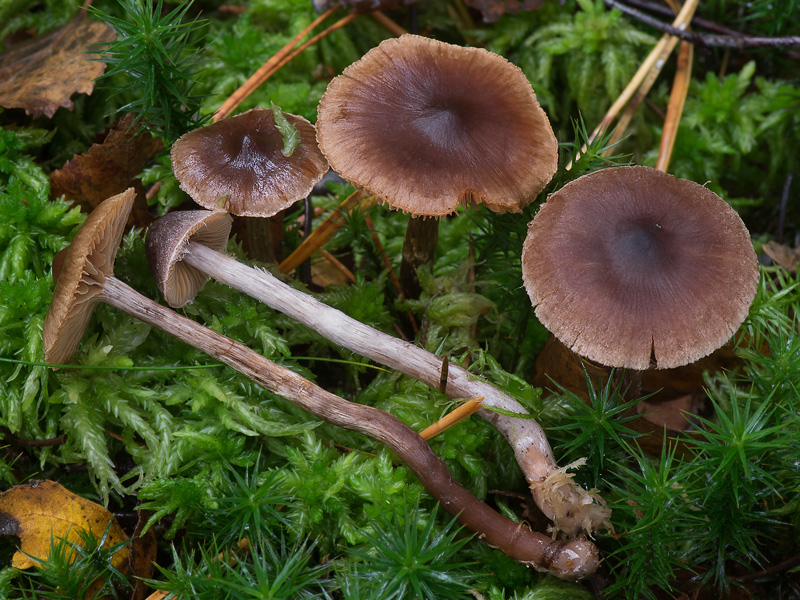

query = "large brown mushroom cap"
[43,188,136,365]
[146,210,233,307]
[522,166,759,370]
[171,108,329,217]
[316,34,558,217]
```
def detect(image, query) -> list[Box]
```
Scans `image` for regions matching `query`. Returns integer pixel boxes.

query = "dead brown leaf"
[463,0,544,22]
[0,479,130,574]
[763,240,800,272]
[129,510,158,600]
[51,113,163,226]
[0,12,115,118]
[533,335,742,455]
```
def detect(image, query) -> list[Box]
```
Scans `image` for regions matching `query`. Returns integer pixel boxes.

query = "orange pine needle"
[364,214,402,298]
[568,0,700,168]
[364,213,419,334]
[419,398,484,441]
[214,6,340,122]
[319,248,356,283]
[655,40,693,172]
[278,191,375,274]
[370,10,407,36]
[265,12,359,92]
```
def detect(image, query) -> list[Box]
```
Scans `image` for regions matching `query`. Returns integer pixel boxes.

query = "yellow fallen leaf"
[0,479,130,571]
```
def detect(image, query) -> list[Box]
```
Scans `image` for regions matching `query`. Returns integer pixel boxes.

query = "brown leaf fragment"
[51,113,163,226]
[129,510,158,600]
[463,0,544,22]
[0,13,115,118]
[0,479,130,572]
[763,240,800,272]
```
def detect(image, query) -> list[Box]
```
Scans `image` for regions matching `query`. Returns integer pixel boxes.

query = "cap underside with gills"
[43,188,136,365]
[146,210,233,308]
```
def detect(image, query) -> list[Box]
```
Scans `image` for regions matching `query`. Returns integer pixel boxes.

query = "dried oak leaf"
[463,0,544,22]
[0,479,130,571]
[763,240,800,272]
[0,13,115,118]
[51,113,163,226]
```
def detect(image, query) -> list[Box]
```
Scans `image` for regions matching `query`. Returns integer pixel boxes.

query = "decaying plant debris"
[1,0,799,598]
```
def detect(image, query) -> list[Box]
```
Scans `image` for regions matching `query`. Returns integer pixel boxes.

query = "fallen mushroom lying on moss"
[43,189,602,579]
[145,207,611,539]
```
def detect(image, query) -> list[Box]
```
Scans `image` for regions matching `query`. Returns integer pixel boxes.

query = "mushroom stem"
[399,215,439,299]
[179,240,609,536]
[97,274,598,579]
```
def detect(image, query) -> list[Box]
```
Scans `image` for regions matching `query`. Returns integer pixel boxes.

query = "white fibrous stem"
[182,241,610,536]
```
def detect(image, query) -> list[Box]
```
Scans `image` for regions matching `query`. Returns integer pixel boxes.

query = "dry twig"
[604,0,800,48]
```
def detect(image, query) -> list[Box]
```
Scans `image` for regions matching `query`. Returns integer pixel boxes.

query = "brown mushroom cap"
[171,108,329,217]
[145,210,233,307]
[316,34,558,217]
[43,188,136,365]
[522,166,759,370]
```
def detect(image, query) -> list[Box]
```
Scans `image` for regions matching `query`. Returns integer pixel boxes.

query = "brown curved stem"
[98,275,599,579]
[604,0,800,48]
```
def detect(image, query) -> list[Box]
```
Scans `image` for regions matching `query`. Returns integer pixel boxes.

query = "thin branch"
[620,0,744,36]
[604,0,800,48]
[5,433,68,447]
[733,551,800,582]
[419,398,484,441]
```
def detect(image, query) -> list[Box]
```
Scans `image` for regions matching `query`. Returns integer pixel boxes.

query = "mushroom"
[145,209,611,538]
[315,34,558,297]
[521,165,759,371]
[44,190,601,579]
[171,106,329,263]
[171,107,328,218]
